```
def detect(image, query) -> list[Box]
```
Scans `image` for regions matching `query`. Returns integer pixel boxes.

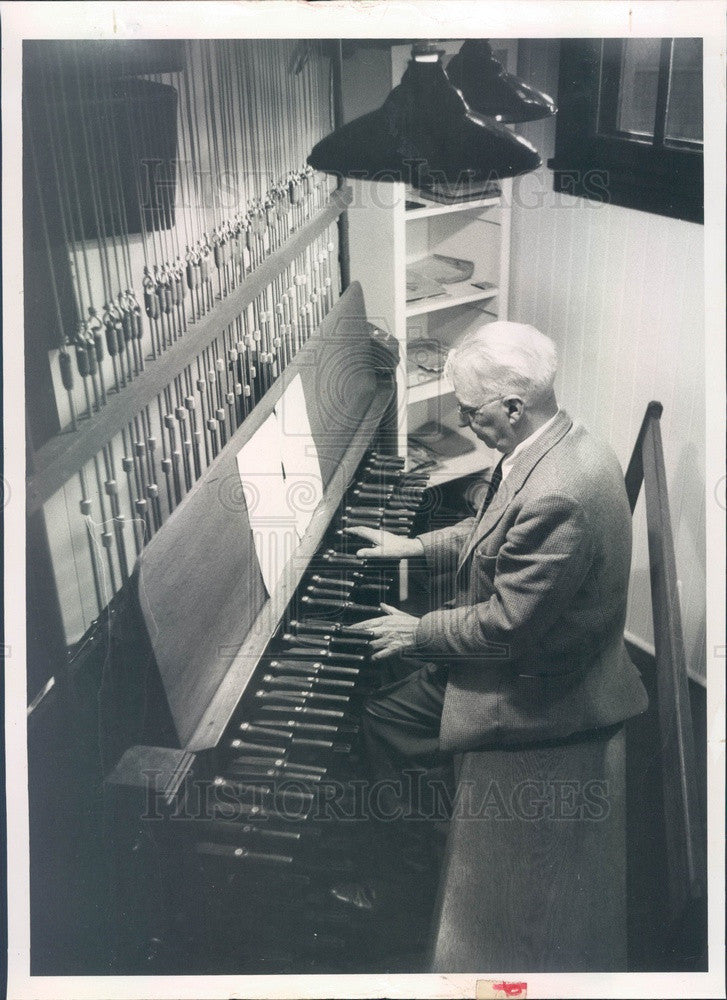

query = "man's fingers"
[356,546,381,559]
[342,526,381,541]
[371,643,400,660]
[366,627,392,642]
[379,604,419,624]
[355,616,387,630]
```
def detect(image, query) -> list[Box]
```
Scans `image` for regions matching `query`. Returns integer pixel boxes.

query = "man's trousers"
[362,658,456,827]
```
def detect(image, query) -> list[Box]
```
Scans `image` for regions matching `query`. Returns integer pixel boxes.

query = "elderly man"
[332,320,648,910]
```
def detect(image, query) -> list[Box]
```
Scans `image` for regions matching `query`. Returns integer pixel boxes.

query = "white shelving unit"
[344,41,516,487]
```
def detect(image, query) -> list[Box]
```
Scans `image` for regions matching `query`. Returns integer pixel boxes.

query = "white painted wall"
[509,40,706,681]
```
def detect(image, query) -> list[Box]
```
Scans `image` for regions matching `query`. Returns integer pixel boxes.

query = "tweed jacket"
[412,409,649,753]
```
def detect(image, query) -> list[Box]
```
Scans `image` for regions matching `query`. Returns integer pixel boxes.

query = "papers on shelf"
[405,268,447,303]
[412,253,474,285]
[415,180,501,203]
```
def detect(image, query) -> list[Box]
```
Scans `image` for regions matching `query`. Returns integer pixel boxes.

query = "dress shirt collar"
[500,411,560,482]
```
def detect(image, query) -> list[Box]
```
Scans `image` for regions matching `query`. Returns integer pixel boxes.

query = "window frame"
[548,38,704,224]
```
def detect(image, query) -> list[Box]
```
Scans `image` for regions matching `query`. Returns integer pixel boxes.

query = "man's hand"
[343,526,425,560]
[357,603,420,660]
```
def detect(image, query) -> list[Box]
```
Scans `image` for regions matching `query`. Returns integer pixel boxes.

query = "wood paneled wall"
[509,40,706,682]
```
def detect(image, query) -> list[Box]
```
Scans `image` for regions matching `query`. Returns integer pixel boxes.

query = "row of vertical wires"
[24,38,340,673]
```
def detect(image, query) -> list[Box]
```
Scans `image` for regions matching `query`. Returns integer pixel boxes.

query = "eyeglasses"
[457,394,502,424]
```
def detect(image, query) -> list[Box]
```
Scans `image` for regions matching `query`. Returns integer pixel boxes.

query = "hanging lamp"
[446,40,557,123]
[308,44,541,188]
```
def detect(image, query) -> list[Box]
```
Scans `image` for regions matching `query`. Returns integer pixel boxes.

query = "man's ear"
[504,396,524,424]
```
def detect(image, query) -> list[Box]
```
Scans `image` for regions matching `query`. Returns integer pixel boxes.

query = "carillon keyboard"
[130,450,435,972]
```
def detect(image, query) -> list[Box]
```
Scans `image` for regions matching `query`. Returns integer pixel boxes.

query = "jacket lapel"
[456,410,574,574]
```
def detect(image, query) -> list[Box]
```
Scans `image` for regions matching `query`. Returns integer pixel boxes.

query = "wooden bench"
[431,725,626,972]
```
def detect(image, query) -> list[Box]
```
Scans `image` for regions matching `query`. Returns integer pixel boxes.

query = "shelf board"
[404,188,501,220]
[406,282,498,318]
[407,373,453,404]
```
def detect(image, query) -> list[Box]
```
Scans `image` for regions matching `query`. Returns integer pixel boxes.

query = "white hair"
[444,321,558,406]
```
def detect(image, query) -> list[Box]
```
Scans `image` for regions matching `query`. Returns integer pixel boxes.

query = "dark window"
[549,39,703,223]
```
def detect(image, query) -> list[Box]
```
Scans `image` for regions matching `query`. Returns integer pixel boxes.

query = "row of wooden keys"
[184,453,430,950]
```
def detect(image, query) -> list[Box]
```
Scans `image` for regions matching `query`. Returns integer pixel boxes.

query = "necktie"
[479,456,504,518]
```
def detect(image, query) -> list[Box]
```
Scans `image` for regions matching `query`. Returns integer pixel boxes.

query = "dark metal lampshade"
[446,40,557,123]
[308,49,541,186]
